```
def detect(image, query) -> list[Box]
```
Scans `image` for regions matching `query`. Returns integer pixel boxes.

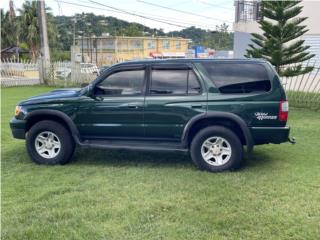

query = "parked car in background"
[10,59,294,172]
[55,63,99,79]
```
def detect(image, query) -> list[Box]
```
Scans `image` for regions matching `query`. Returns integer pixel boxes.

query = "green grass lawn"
[1,86,320,240]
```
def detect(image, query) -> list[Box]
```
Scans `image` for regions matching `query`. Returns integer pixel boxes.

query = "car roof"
[113,58,268,67]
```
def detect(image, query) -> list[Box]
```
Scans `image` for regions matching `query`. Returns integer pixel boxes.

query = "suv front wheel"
[26,120,75,165]
[190,126,243,172]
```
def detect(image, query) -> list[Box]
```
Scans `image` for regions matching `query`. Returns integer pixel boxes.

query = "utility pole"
[37,0,51,84]
[73,18,76,46]
[9,0,19,60]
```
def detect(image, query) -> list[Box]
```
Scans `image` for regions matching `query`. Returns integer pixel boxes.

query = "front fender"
[25,109,82,144]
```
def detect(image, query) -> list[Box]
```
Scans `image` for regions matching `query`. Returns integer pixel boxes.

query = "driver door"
[76,65,146,139]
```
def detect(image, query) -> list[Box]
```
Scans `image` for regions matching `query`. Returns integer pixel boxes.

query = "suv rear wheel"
[26,120,75,165]
[190,126,243,172]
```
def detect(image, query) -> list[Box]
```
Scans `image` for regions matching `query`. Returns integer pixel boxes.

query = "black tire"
[26,120,75,165]
[190,126,243,172]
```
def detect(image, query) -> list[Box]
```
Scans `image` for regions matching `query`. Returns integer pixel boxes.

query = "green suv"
[10,59,292,172]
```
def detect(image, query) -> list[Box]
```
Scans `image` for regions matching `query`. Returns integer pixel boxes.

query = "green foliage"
[2,86,320,239]
[50,49,71,61]
[17,1,59,60]
[246,0,315,77]
[169,24,233,50]
[18,1,40,60]
[1,9,18,48]
[1,1,59,60]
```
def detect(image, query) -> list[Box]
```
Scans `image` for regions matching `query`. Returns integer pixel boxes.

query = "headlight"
[15,106,22,117]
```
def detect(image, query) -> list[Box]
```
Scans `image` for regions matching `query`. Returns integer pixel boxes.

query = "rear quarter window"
[201,63,271,94]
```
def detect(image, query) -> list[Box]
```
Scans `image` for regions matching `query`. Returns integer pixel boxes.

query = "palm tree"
[18,1,58,61]
[1,9,18,49]
[18,1,39,60]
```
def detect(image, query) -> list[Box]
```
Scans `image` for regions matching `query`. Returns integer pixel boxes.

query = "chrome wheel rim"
[35,131,61,159]
[201,136,232,166]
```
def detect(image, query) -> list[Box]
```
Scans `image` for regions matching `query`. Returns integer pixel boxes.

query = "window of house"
[147,40,156,49]
[150,68,201,95]
[162,40,169,49]
[103,39,115,49]
[95,70,145,96]
[175,41,181,49]
[235,0,261,22]
[201,63,271,94]
[131,40,143,49]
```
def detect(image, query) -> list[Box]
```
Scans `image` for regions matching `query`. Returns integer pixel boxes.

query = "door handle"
[119,103,143,109]
[127,104,139,109]
[191,104,204,109]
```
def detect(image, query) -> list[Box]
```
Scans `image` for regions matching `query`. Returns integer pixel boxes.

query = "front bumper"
[250,126,290,145]
[10,117,26,139]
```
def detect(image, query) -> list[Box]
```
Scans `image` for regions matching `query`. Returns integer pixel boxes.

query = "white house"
[233,0,320,66]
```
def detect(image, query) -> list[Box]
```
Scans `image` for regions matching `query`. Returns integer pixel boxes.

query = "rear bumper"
[250,126,290,144]
[10,118,26,139]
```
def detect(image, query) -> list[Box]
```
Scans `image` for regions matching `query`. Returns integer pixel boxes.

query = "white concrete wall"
[299,1,320,35]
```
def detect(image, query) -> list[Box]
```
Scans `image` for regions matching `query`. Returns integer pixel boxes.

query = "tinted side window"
[201,63,271,94]
[150,69,201,95]
[150,69,187,95]
[96,70,144,96]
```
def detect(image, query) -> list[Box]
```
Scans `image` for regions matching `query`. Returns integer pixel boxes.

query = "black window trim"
[94,65,147,97]
[147,63,203,96]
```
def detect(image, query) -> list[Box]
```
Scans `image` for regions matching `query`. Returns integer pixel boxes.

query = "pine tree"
[245,0,315,77]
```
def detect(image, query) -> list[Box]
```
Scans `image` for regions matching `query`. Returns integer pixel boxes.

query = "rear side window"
[150,69,201,95]
[201,63,271,94]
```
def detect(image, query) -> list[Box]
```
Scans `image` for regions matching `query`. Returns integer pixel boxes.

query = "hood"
[19,88,82,105]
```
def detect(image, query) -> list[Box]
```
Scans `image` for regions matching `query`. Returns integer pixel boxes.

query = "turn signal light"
[15,106,22,116]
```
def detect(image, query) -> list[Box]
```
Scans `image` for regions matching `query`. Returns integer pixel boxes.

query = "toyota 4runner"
[10,59,293,172]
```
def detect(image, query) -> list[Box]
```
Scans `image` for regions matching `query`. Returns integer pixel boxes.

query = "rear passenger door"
[144,63,207,140]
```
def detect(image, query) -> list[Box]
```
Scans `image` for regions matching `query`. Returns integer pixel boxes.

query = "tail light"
[279,100,289,121]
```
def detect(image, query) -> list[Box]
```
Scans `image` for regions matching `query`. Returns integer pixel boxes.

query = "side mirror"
[86,84,94,96]
[86,84,103,101]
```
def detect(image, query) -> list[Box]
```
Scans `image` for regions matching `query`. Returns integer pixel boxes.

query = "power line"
[55,0,126,15]
[81,0,217,29]
[56,0,63,16]
[88,0,232,29]
[136,0,233,23]
[197,0,233,11]
[89,0,202,28]
[55,0,233,31]
[56,0,190,28]
[88,0,190,28]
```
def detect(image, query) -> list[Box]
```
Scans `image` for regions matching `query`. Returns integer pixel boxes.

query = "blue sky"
[0,0,235,32]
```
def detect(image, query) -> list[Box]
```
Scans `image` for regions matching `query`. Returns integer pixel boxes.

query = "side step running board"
[78,139,189,153]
